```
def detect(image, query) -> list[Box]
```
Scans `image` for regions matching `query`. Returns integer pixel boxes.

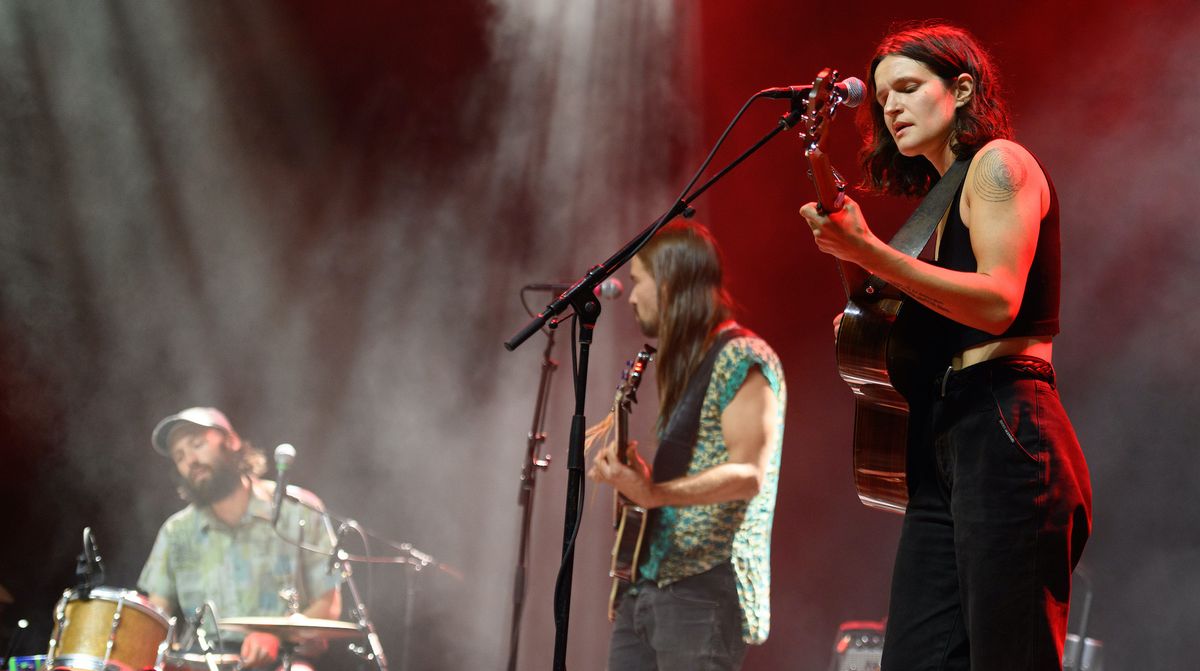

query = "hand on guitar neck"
[800,196,885,271]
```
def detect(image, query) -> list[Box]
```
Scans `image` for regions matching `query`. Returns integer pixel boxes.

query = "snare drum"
[47,587,172,671]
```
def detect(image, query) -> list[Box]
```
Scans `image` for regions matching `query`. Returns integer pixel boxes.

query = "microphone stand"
[506,327,559,671]
[505,94,816,671]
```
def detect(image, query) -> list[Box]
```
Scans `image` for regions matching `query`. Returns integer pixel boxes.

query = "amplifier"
[827,620,884,671]
[827,619,1103,671]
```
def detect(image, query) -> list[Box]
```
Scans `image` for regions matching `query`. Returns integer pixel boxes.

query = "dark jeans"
[882,356,1092,671]
[608,562,747,671]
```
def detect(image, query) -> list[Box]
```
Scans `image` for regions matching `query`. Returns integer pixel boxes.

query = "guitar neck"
[807,147,866,298]
[615,406,630,465]
[806,147,844,216]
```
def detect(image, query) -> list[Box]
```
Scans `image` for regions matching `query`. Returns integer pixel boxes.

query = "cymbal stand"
[328,521,389,671]
[274,487,455,671]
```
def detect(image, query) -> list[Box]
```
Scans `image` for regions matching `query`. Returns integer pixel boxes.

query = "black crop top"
[933,156,1062,352]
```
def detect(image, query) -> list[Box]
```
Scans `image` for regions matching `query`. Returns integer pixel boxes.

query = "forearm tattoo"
[973,145,1027,202]
[891,279,951,314]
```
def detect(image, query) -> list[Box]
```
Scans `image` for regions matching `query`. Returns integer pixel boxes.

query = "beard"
[634,308,658,338]
[181,450,243,505]
[636,317,657,338]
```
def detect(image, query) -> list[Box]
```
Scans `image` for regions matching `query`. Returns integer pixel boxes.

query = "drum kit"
[4,473,455,671]
[2,586,365,671]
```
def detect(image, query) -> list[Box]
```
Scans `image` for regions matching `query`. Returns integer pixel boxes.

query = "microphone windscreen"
[840,77,867,108]
[274,443,296,469]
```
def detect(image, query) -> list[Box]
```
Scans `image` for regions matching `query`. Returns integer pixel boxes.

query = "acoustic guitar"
[797,68,910,513]
[607,345,656,620]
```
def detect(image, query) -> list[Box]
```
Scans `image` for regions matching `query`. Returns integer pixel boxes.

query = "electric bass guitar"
[607,345,656,620]
[797,68,911,513]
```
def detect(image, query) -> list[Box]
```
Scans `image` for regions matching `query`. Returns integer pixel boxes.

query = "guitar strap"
[863,158,970,292]
[651,326,750,483]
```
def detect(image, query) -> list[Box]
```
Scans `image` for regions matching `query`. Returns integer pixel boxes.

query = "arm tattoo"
[891,280,951,314]
[973,146,1027,202]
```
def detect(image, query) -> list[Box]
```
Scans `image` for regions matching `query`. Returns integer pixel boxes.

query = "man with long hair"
[589,221,786,670]
[138,407,341,670]
[799,22,1092,670]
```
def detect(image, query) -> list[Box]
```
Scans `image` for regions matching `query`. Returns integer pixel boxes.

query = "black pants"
[881,356,1092,671]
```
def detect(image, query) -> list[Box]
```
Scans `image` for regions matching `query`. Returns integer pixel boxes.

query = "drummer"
[138,407,341,670]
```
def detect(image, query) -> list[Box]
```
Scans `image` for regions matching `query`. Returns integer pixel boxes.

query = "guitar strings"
[583,410,616,506]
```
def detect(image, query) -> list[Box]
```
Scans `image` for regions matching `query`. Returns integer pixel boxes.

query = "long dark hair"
[860,21,1013,196]
[635,221,733,423]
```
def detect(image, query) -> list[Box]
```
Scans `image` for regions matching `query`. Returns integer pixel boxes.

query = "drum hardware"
[275,587,300,617]
[159,602,243,671]
[74,528,105,599]
[103,597,124,669]
[346,644,374,664]
[155,618,177,671]
[166,601,225,671]
[218,617,362,671]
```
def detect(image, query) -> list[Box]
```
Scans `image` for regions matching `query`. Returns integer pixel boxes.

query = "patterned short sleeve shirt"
[641,332,786,644]
[138,480,340,630]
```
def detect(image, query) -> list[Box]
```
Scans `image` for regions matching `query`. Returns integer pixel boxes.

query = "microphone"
[77,527,105,592]
[272,443,296,526]
[523,278,623,299]
[759,76,866,108]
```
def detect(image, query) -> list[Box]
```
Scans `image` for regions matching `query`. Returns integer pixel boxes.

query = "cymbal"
[217,616,362,643]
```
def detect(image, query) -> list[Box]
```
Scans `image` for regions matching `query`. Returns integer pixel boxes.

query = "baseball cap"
[151,407,237,456]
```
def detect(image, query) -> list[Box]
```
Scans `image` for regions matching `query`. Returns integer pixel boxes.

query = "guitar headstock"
[798,68,841,152]
[799,67,849,215]
[616,345,656,413]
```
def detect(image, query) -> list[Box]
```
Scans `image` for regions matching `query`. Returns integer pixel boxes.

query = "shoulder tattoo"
[973,145,1028,202]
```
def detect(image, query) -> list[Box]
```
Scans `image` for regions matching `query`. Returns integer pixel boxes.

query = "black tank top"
[933,156,1061,351]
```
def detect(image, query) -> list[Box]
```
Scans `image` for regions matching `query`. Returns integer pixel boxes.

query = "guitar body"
[835,268,916,513]
[608,500,647,620]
